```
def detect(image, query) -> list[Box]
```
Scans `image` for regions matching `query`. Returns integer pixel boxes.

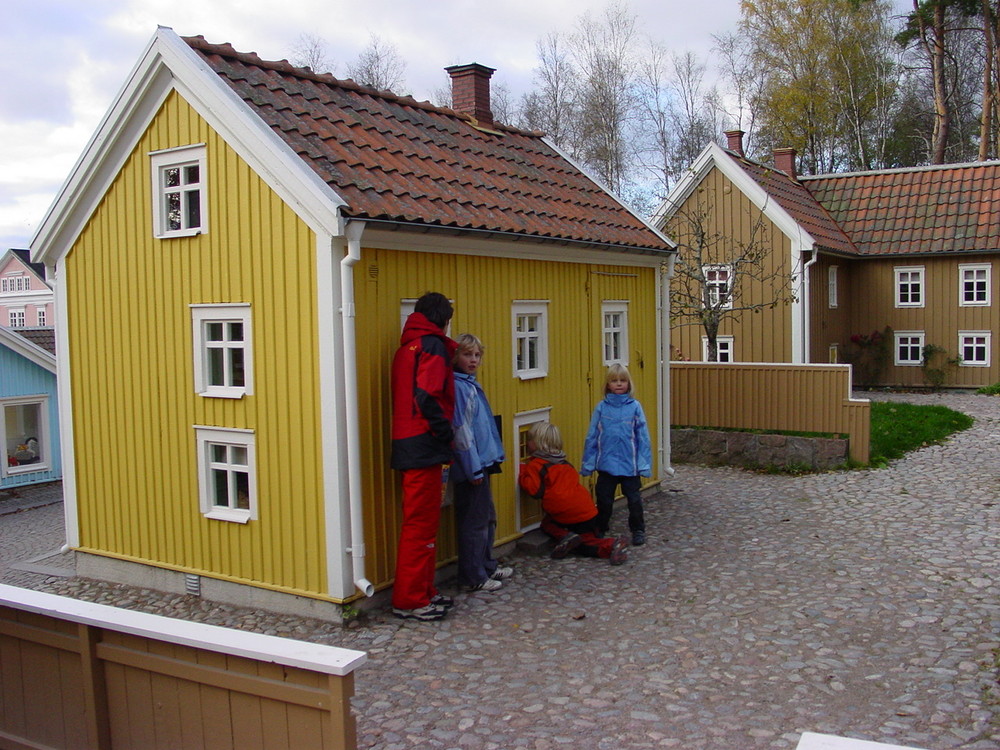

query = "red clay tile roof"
[802,162,1000,256]
[13,327,55,354]
[184,37,672,254]
[725,152,857,255]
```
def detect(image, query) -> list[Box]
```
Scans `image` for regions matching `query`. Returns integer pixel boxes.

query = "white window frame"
[895,266,925,308]
[703,265,733,309]
[828,265,839,309]
[894,330,925,366]
[36,308,46,327]
[601,301,629,366]
[512,407,551,532]
[151,144,207,239]
[8,309,25,328]
[194,426,257,523]
[959,264,991,307]
[701,335,734,363]
[191,304,253,399]
[512,300,549,380]
[958,330,991,367]
[1,396,51,477]
[1,274,27,293]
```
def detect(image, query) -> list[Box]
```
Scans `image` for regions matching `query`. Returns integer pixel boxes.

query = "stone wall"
[671,428,849,470]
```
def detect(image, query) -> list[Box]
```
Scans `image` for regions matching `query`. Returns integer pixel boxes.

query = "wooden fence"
[0,584,366,749]
[670,362,870,464]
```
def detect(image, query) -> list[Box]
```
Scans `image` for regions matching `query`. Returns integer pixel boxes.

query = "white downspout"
[658,256,677,481]
[340,221,374,597]
[801,246,818,363]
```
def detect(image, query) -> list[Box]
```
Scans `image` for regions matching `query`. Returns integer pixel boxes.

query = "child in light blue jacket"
[581,364,652,546]
[451,334,511,591]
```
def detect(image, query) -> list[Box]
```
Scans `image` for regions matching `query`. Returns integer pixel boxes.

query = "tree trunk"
[980,0,995,160]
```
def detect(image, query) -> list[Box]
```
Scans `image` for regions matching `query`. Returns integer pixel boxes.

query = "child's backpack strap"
[529,461,551,500]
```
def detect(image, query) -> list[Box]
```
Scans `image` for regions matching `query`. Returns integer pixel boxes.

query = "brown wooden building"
[656,131,1000,389]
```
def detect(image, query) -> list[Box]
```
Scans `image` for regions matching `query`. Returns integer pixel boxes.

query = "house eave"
[0,327,57,374]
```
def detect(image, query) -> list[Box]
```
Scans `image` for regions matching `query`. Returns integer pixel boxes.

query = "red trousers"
[541,515,617,558]
[392,465,443,609]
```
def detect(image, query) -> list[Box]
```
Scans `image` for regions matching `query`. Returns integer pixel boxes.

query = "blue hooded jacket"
[580,392,652,477]
[451,371,505,482]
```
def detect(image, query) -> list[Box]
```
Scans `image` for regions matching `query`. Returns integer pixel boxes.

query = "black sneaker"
[392,603,448,621]
[551,532,583,559]
[632,531,646,546]
[430,594,454,609]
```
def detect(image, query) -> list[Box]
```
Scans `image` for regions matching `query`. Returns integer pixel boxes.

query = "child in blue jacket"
[451,334,511,591]
[581,364,652,546]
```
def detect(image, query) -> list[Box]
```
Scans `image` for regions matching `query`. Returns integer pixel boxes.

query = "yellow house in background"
[31,28,675,612]
[657,130,1000,389]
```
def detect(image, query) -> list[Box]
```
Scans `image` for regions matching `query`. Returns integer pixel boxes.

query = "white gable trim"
[0,327,56,373]
[32,26,345,266]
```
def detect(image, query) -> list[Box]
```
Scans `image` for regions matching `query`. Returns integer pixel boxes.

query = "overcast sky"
[2,0,743,251]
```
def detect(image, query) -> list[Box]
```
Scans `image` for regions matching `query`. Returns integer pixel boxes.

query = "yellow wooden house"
[657,130,1000,389]
[31,28,675,611]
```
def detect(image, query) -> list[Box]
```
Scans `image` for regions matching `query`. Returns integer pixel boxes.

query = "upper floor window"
[601,301,629,365]
[194,426,256,524]
[828,266,838,309]
[895,266,924,308]
[701,335,734,363]
[894,331,924,365]
[8,310,24,328]
[36,308,46,327]
[512,301,549,380]
[959,264,991,307]
[191,304,253,398]
[151,145,207,238]
[958,331,991,366]
[1,275,29,293]
[703,265,732,309]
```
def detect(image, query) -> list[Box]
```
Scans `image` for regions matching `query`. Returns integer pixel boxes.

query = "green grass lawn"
[868,401,973,467]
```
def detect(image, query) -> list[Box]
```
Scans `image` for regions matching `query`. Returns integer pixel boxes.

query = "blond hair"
[453,333,485,362]
[527,421,563,455]
[605,363,633,394]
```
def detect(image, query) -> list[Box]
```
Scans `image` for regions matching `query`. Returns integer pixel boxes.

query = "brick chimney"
[774,147,798,179]
[725,130,745,156]
[445,63,496,128]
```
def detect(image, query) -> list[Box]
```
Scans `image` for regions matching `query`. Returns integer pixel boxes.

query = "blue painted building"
[0,326,60,488]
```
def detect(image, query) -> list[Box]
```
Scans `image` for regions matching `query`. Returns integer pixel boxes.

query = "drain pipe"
[659,256,677,480]
[341,220,374,597]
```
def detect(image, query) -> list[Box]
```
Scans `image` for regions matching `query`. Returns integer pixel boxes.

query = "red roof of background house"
[802,163,1000,256]
[184,37,672,254]
[13,327,55,354]
[724,151,857,255]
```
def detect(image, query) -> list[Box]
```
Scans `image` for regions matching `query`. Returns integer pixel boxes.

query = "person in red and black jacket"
[389,292,458,621]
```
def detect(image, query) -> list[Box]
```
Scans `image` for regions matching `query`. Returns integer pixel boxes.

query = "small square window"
[195,426,256,523]
[151,145,207,238]
[191,304,253,398]
[701,335,734,362]
[601,301,629,365]
[512,301,549,380]
[2,397,49,477]
[959,264,991,307]
[894,331,924,365]
[895,266,925,308]
[958,331,991,366]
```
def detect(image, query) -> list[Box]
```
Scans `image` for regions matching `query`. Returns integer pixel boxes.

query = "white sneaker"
[490,566,514,581]
[466,577,503,592]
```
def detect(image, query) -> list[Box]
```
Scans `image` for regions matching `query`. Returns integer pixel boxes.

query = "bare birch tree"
[289,33,334,74]
[346,34,406,91]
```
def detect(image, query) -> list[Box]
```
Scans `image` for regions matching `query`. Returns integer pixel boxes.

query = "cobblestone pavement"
[2,392,1000,749]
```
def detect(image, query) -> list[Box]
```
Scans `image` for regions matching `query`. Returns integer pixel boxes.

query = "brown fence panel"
[670,362,870,463]
[0,585,366,750]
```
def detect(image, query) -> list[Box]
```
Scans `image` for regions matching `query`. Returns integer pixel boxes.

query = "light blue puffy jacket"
[580,392,652,477]
[451,372,505,482]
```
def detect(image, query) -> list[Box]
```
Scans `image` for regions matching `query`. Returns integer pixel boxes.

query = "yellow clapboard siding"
[66,91,327,596]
